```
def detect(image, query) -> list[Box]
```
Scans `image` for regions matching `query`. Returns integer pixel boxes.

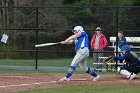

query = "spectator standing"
[90,27,108,70]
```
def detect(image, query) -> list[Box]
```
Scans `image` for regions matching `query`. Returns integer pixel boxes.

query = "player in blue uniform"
[114,44,140,80]
[59,26,100,82]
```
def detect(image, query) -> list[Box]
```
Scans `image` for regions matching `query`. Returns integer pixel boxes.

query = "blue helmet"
[121,44,131,53]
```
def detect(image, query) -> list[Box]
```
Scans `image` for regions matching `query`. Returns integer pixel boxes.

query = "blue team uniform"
[116,44,140,74]
[59,26,99,81]
[74,31,89,51]
[65,27,98,79]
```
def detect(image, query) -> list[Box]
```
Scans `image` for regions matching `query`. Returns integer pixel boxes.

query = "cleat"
[93,75,100,81]
[126,75,130,79]
[59,77,70,82]
[129,73,136,80]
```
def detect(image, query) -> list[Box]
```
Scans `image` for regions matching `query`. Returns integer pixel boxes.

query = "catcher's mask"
[72,26,83,33]
[121,44,131,54]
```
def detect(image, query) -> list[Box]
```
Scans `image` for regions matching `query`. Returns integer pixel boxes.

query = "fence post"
[115,6,119,71]
[35,7,39,70]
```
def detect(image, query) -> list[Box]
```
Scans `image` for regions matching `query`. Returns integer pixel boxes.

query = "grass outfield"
[14,85,140,93]
[0,58,113,72]
[0,58,94,67]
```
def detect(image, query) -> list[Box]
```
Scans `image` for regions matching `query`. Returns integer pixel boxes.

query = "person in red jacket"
[90,27,108,70]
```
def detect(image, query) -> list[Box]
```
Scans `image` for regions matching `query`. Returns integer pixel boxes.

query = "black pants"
[123,65,140,74]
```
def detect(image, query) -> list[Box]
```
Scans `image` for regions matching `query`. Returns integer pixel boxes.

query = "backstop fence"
[0,6,140,71]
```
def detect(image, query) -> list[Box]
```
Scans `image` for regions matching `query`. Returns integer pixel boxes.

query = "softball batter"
[59,26,100,82]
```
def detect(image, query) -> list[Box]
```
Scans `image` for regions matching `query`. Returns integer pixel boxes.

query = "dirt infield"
[0,73,140,93]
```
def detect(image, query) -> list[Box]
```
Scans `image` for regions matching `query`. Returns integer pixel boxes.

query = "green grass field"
[0,58,93,67]
[0,58,95,72]
[0,58,112,72]
[14,85,140,93]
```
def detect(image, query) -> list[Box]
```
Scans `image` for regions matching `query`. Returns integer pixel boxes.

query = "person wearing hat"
[59,26,100,82]
[90,27,108,70]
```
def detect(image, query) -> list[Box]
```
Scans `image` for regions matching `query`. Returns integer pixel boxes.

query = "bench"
[109,37,140,48]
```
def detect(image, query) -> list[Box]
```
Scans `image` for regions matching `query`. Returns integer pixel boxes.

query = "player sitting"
[113,44,140,80]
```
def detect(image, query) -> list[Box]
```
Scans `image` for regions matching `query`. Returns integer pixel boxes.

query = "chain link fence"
[0,6,139,71]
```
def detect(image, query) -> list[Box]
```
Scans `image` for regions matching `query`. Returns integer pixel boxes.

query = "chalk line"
[0,81,57,88]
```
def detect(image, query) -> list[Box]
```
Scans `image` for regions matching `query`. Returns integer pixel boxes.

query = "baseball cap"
[73,26,84,32]
[95,27,102,31]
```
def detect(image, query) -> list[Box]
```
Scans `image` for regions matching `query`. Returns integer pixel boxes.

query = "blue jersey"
[74,31,89,51]
[118,36,127,48]
[117,53,140,68]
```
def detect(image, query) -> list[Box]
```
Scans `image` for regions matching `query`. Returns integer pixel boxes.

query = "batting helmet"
[121,44,131,53]
[72,26,84,33]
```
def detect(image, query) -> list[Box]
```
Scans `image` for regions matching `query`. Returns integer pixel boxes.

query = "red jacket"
[90,33,108,52]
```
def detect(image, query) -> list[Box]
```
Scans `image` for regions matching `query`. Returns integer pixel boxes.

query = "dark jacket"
[118,36,127,48]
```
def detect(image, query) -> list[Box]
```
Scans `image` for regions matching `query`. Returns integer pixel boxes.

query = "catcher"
[104,44,140,80]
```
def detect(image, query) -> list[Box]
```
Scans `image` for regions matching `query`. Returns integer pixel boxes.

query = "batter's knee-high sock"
[65,66,76,78]
[86,67,97,77]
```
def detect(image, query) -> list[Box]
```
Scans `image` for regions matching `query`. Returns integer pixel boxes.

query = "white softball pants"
[70,47,89,71]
